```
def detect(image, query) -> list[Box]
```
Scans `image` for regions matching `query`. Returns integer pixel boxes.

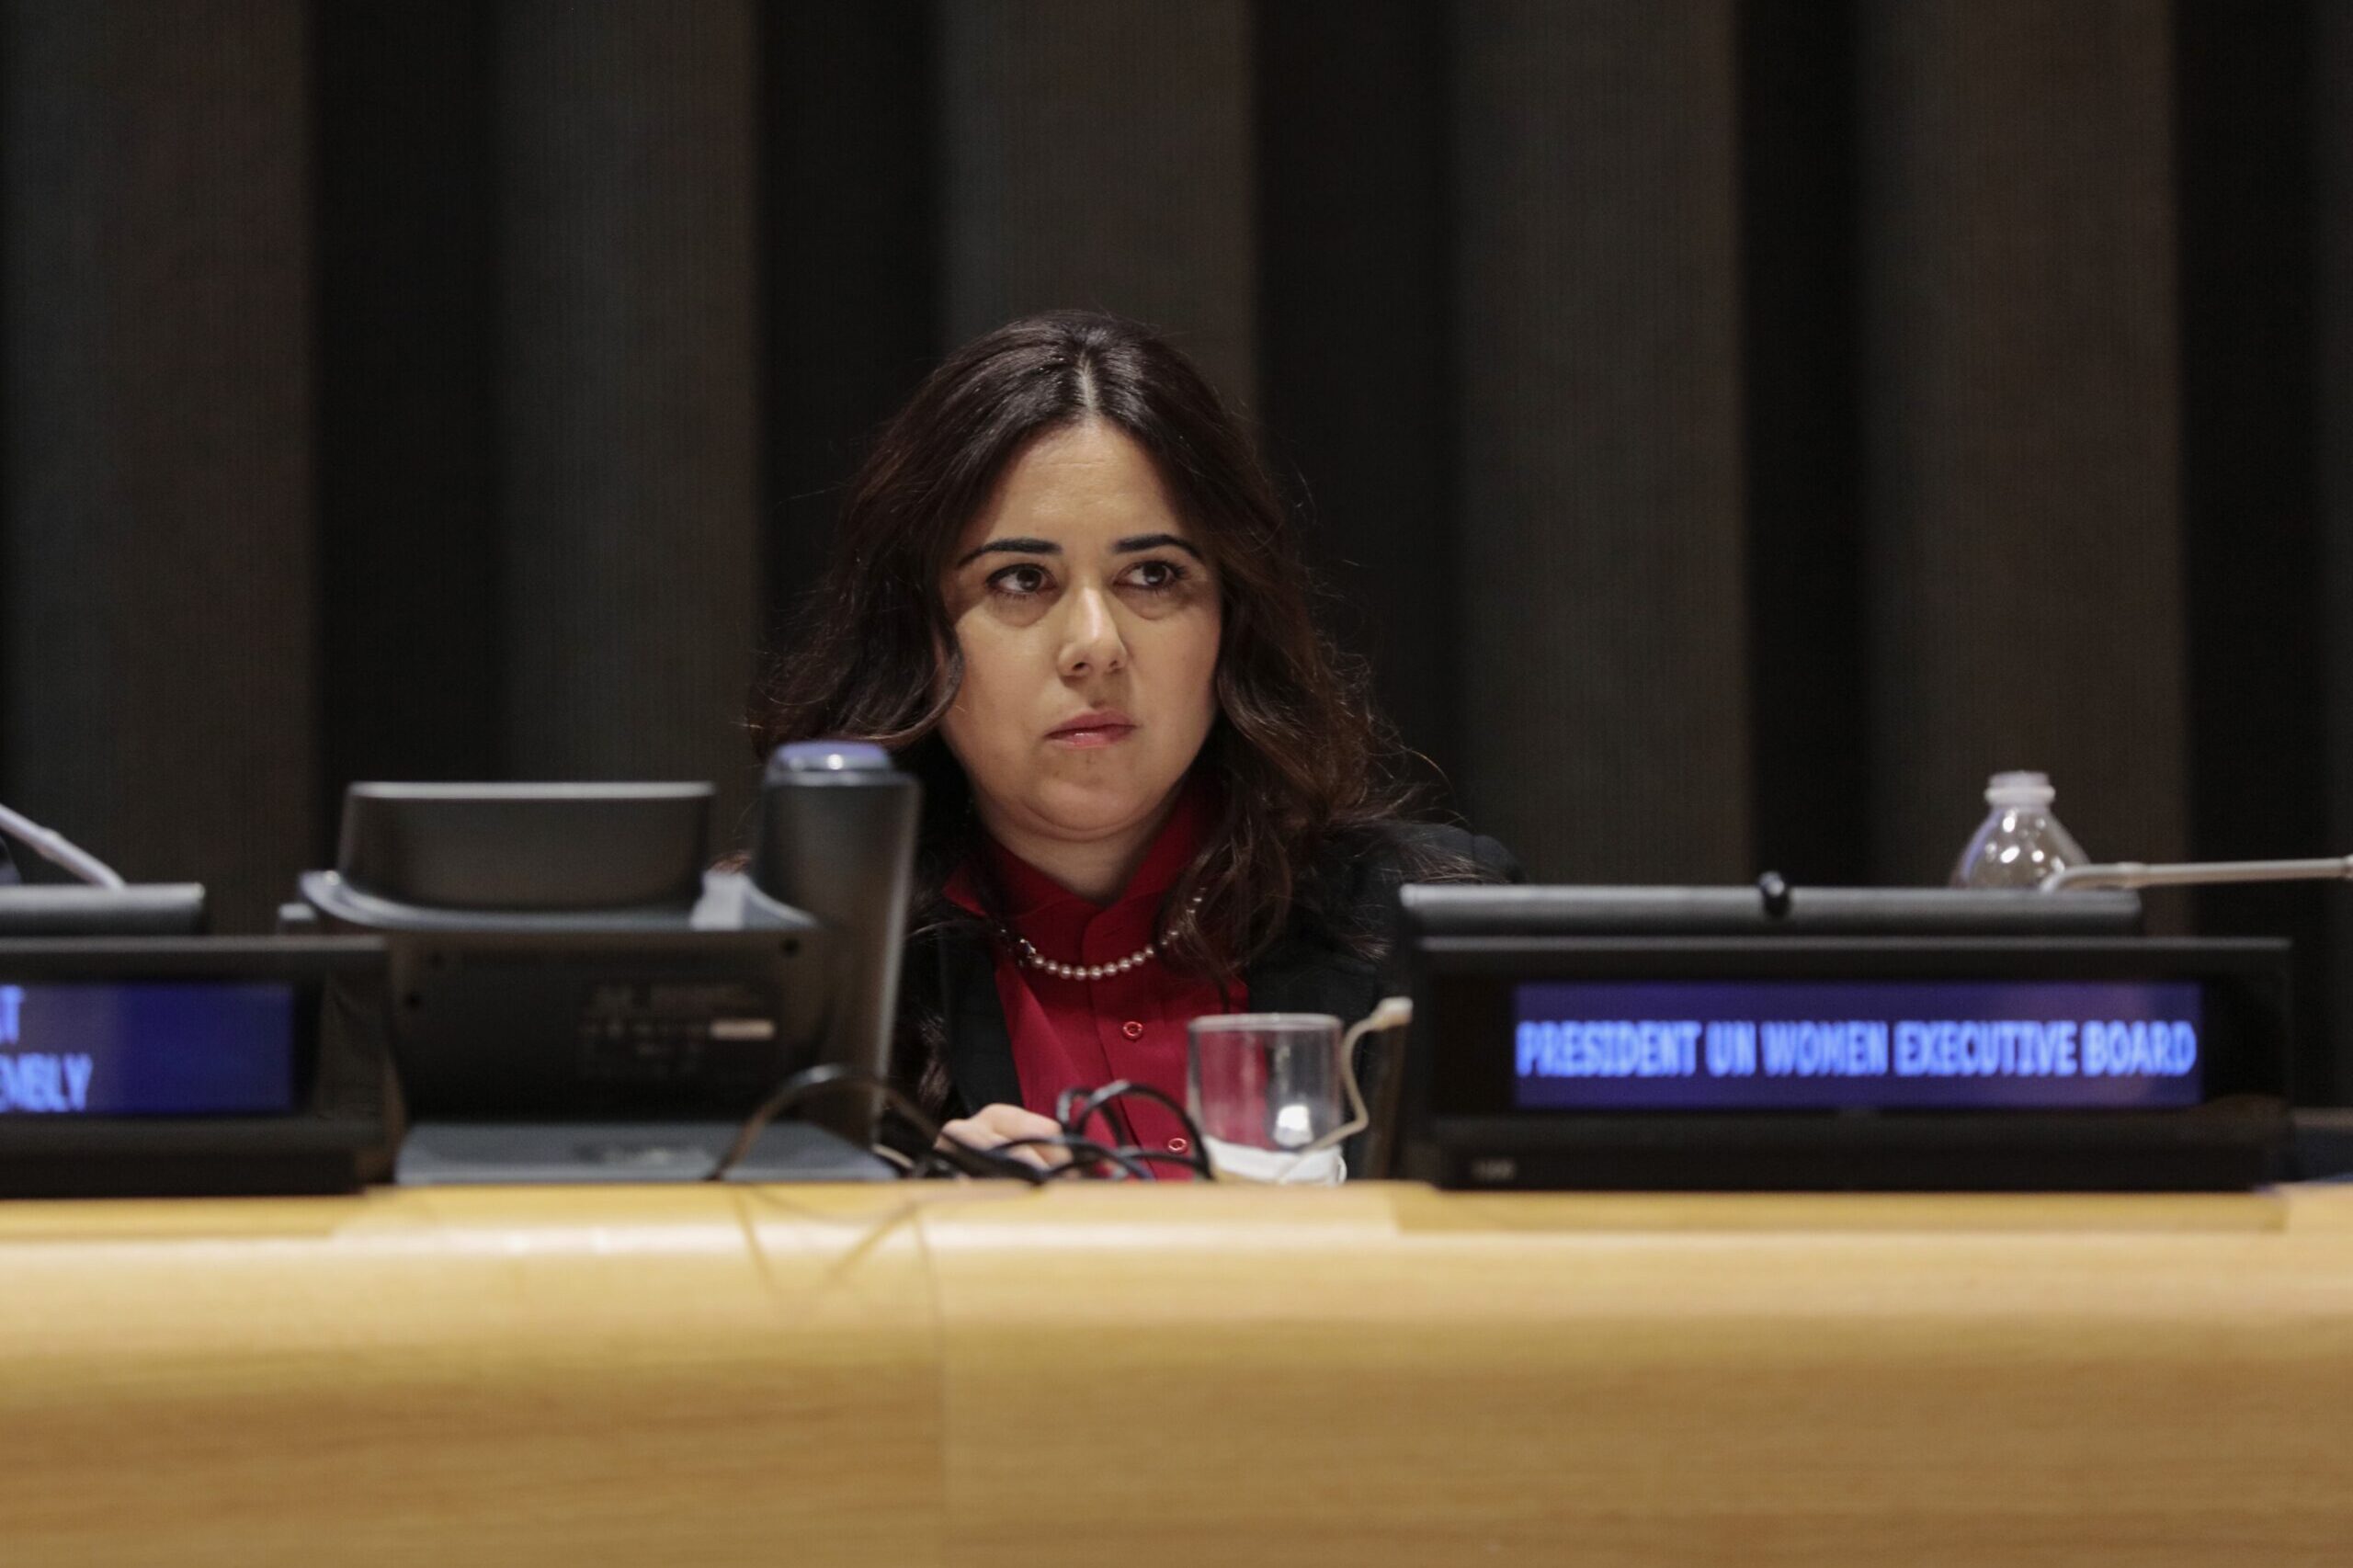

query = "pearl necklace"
[999,894,1203,983]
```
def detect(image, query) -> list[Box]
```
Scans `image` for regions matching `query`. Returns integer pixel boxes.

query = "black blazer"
[929,822,1521,1118]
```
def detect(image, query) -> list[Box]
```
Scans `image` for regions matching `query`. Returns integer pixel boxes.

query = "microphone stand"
[2042,854,2353,1176]
[0,802,124,888]
[2042,857,2353,893]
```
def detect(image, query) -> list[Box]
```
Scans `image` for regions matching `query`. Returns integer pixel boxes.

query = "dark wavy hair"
[748,311,1471,1109]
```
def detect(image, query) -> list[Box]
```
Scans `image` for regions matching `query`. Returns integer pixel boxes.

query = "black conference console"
[1396,884,2295,1192]
[0,937,389,1196]
[0,742,921,1195]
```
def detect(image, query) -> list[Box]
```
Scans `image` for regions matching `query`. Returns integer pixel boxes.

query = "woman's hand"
[938,1103,1070,1169]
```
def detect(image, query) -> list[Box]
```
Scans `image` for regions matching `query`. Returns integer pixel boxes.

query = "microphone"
[0,802,205,936]
[745,742,921,1143]
[2042,856,2353,893]
[0,801,126,889]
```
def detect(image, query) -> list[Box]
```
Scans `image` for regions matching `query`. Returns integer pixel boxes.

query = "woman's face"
[939,419,1222,854]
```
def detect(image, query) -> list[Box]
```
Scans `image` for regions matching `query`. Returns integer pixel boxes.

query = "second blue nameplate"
[1513,978,2202,1113]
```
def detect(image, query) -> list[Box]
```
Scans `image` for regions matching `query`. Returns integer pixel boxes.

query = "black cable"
[712,1065,1219,1185]
[1102,1149,1211,1176]
[1054,1083,1135,1147]
[990,1134,1154,1182]
[1029,1144,1208,1180]
[1053,1079,1217,1181]
[707,1063,1046,1184]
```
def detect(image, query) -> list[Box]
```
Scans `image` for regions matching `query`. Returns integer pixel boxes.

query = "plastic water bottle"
[1949,771,2088,890]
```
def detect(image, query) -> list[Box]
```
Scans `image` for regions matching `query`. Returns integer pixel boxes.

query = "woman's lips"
[1047,722,1136,749]
[1048,711,1137,747]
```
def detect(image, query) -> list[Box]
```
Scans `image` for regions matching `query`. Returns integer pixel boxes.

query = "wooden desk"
[4,1181,2352,1565]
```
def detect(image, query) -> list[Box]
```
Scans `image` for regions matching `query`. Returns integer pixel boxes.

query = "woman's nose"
[1058,585,1126,677]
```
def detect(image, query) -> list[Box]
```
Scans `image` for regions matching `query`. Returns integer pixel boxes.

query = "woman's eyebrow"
[1112,532,1204,561]
[954,537,1058,567]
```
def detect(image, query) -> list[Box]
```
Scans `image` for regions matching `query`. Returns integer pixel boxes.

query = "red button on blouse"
[943,778,1245,1179]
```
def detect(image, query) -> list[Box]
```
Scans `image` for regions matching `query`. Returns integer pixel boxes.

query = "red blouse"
[942,778,1244,1178]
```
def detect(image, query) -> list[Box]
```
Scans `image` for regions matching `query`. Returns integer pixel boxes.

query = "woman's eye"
[1125,559,1188,593]
[986,563,1051,597]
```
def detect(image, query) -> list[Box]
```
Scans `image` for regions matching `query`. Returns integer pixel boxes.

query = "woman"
[749,311,1516,1174]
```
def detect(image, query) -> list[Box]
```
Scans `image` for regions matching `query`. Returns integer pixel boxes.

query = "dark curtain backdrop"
[2,1,2347,1094]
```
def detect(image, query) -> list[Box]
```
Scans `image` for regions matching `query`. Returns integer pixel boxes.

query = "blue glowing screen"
[0,983,297,1116]
[1513,979,2203,1111]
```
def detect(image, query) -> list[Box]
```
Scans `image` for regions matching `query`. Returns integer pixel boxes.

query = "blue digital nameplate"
[0,982,298,1117]
[1513,979,2203,1112]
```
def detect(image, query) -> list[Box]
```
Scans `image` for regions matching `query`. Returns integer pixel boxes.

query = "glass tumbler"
[1187,1013,1350,1184]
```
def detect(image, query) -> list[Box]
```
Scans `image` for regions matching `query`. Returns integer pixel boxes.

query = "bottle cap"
[1984,770,2055,807]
